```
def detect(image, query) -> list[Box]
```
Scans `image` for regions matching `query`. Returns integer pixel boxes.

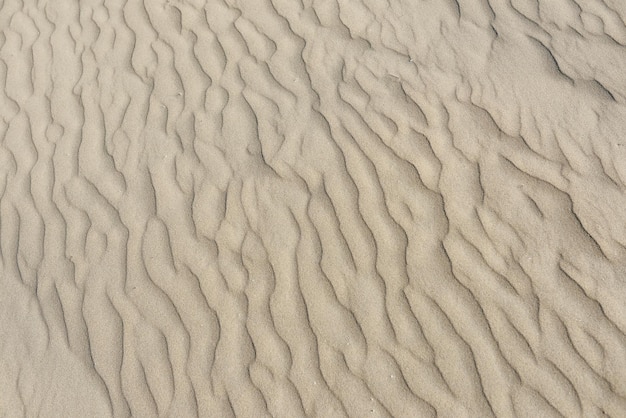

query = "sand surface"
[1,0,626,417]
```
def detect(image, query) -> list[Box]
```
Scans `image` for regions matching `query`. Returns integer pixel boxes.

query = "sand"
[1,0,625,416]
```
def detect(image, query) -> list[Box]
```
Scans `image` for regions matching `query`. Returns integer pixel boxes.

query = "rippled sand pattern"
[1,0,626,417]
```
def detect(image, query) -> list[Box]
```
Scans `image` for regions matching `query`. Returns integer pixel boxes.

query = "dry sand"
[1,0,626,416]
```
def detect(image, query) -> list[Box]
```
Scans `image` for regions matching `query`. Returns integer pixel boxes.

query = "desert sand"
[1,0,626,416]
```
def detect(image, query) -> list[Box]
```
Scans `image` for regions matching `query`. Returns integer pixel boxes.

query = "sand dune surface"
[1,0,626,417]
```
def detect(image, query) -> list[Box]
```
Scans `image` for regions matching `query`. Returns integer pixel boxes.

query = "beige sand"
[1,0,626,416]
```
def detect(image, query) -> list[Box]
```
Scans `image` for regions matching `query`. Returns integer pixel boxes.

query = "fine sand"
[1,0,626,417]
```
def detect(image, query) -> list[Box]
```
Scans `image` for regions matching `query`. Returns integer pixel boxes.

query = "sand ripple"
[1,0,626,416]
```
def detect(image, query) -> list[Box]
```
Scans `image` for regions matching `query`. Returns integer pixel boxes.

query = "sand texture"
[1,0,626,416]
